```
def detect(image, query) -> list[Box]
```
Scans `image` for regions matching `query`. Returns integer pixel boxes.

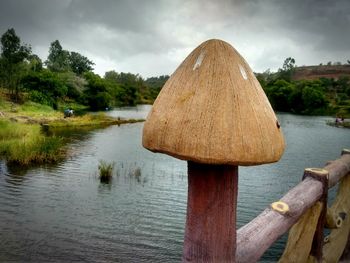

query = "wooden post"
[142,39,285,262]
[339,149,350,261]
[340,231,350,261]
[323,172,350,262]
[278,168,328,263]
[303,168,329,262]
[278,202,323,263]
[183,162,238,262]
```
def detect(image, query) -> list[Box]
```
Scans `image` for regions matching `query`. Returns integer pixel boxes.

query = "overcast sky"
[0,0,349,78]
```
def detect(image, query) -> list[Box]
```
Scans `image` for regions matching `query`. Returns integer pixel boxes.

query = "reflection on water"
[0,106,349,262]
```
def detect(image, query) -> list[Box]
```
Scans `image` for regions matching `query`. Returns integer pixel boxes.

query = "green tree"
[301,86,327,113]
[104,70,120,83]
[278,57,296,81]
[58,72,86,100]
[28,54,43,72]
[319,77,335,91]
[336,76,350,92]
[45,40,70,72]
[282,57,296,71]
[115,84,138,106]
[265,79,295,111]
[0,28,31,101]
[68,51,94,75]
[143,75,169,102]
[84,72,112,110]
[22,70,67,108]
[1,28,31,63]
[104,71,142,105]
[288,85,304,114]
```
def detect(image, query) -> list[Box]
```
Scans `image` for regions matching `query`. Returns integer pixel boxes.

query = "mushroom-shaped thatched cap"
[143,39,285,166]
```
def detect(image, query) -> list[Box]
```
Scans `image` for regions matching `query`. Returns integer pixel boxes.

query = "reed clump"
[128,167,142,182]
[0,119,64,165]
[98,160,115,183]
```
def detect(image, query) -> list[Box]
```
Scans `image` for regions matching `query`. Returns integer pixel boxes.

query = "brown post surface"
[323,173,350,262]
[142,39,285,262]
[303,168,329,262]
[340,231,350,262]
[183,162,238,262]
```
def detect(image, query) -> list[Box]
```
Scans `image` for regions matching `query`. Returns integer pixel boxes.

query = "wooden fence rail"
[237,150,350,262]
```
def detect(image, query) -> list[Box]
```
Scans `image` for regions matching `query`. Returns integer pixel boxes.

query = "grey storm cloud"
[0,0,349,77]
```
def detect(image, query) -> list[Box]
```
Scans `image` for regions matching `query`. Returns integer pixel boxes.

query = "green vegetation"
[0,95,143,166]
[0,28,168,111]
[0,105,142,166]
[0,28,149,166]
[48,113,144,128]
[1,27,349,167]
[0,119,64,165]
[1,27,349,117]
[257,58,350,117]
[0,28,31,102]
[98,160,115,183]
[0,97,142,126]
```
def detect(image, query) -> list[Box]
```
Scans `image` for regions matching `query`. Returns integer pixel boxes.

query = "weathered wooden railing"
[142,38,350,262]
[237,149,350,262]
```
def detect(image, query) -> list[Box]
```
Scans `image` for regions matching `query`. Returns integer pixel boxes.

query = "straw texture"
[143,39,285,165]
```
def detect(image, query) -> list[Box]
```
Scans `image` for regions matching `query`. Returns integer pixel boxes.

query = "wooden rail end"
[271,201,290,215]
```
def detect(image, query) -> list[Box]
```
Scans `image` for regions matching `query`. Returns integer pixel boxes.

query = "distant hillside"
[292,65,350,81]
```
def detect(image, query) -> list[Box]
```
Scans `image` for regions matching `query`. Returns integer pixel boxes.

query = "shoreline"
[0,109,144,127]
[0,101,145,166]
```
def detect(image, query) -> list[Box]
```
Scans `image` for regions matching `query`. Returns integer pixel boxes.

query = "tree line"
[256,57,350,116]
[1,28,349,116]
[0,28,169,110]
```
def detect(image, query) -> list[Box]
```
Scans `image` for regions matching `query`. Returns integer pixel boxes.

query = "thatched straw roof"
[143,39,285,166]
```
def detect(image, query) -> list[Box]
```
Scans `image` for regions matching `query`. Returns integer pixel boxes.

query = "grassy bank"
[47,113,144,128]
[0,98,144,165]
[0,98,144,126]
[0,96,61,120]
[0,119,64,165]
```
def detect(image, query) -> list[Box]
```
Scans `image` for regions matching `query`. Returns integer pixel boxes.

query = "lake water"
[0,105,349,262]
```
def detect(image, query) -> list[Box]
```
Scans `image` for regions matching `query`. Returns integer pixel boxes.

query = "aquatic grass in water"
[0,120,64,165]
[129,167,141,178]
[128,167,142,183]
[98,160,115,183]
